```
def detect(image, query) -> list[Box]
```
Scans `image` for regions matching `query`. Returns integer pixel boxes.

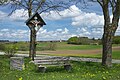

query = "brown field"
[35,46,119,56]
[18,46,120,57]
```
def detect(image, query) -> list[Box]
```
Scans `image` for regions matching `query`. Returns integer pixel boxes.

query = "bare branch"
[34,0,45,13]
[109,0,116,14]
[97,0,103,7]
[8,4,18,16]
[39,5,66,14]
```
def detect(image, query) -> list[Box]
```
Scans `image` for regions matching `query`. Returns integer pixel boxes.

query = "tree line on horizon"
[67,36,120,45]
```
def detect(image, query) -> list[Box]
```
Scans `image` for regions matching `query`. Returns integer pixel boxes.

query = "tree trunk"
[101,0,113,67]
[29,30,32,58]
[101,0,120,67]
[31,28,36,61]
[102,24,113,67]
[28,0,32,58]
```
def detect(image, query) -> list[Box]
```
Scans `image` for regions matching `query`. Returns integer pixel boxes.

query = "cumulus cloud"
[36,28,75,41]
[0,29,29,40]
[71,13,104,27]
[0,11,7,20]
[0,9,28,21]
[0,28,76,41]
[0,5,120,40]
[9,9,28,21]
[41,5,81,20]
[40,5,105,38]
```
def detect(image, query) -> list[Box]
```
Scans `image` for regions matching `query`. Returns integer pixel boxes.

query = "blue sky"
[0,1,120,41]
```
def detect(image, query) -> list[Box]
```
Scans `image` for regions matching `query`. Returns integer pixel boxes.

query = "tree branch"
[97,0,103,7]
[109,0,116,14]
[34,0,45,13]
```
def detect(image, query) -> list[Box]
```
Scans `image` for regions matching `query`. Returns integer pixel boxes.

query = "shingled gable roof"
[25,12,46,26]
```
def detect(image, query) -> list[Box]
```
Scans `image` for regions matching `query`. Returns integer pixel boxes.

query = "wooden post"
[31,27,36,61]
[29,30,32,58]
[25,12,46,60]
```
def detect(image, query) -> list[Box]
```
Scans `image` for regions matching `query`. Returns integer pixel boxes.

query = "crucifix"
[25,12,46,60]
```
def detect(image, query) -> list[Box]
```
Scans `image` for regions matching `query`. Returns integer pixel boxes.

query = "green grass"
[58,44,102,50]
[42,50,120,59]
[0,56,120,80]
[112,51,120,59]
[36,42,102,50]
[37,42,120,50]
[91,51,120,59]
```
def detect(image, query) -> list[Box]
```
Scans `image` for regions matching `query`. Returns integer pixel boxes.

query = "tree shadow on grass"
[34,66,72,73]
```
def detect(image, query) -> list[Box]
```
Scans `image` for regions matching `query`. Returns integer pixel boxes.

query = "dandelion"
[117,76,120,79]
[102,76,106,80]
[71,74,74,77]
[19,77,22,80]
[67,75,69,78]
[52,75,55,78]
[103,71,105,74]
[106,71,109,74]
[90,74,95,78]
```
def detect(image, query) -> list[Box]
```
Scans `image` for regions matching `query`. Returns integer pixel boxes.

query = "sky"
[0,1,120,41]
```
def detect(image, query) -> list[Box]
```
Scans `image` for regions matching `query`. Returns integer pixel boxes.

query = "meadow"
[0,42,120,80]
[37,42,102,50]
[15,42,120,59]
[0,56,120,80]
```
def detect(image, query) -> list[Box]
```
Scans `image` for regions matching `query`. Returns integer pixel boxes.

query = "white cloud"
[41,11,62,20]
[72,12,104,27]
[37,28,75,41]
[60,5,81,18]
[41,5,81,20]
[0,11,7,20]
[0,5,120,40]
[0,29,29,40]
[0,28,76,41]
[41,5,105,38]
[1,29,9,32]
[0,9,28,22]
[115,26,120,35]
[9,9,28,21]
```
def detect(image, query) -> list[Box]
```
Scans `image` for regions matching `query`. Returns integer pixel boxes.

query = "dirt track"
[37,46,120,55]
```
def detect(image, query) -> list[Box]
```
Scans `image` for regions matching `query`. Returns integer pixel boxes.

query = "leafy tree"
[0,43,18,57]
[73,0,120,67]
[68,36,95,45]
[68,36,80,44]
[113,36,120,44]
[97,0,120,67]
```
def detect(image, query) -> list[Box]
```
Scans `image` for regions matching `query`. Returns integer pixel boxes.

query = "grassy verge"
[17,50,120,59]
[37,42,120,50]
[42,50,120,59]
[0,56,120,80]
[36,42,102,50]
[93,51,120,59]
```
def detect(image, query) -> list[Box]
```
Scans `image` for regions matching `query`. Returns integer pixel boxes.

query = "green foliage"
[67,36,80,44]
[67,36,98,45]
[0,43,6,51]
[16,42,29,51]
[37,42,57,51]
[113,36,120,44]
[48,42,57,50]
[0,43,18,57]
[0,0,8,5]
[0,56,120,80]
